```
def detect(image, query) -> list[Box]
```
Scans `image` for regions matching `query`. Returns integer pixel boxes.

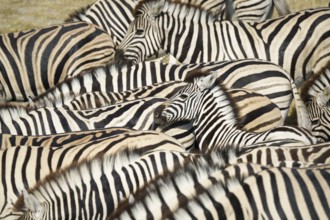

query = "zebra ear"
[22,189,42,213]
[149,0,165,17]
[195,72,217,91]
[317,86,330,106]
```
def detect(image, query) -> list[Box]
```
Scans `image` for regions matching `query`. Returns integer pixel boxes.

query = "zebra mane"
[301,61,330,102]
[133,0,218,22]
[65,5,91,22]
[30,62,124,109]
[0,103,29,121]
[13,147,150,212]
[184,69,243,129]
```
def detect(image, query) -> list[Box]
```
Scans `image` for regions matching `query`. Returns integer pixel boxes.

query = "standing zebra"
[29,60,302,126]
[301,62,330,142]
[115,1,330,85]
[0,130,185,219]
[156,71,317,151]
[66,0,289,47]
[0,21,114,101]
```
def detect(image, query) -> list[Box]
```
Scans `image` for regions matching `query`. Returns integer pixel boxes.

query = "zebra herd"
[0,0,330,219]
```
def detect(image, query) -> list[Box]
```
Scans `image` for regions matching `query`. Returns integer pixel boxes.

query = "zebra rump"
[0,21,114,101]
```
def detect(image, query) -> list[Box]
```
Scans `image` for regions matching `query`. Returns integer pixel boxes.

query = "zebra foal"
[156,70,317,151]
[301,62,330,142]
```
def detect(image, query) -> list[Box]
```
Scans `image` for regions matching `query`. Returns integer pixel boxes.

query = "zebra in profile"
[115,0,330,86]
[11,148,196,220]
[0,130,185,219]
[0,127,131,150]
[0,21,114,102]
[156,71,317,151]
[111,163,330,219]
[301,62,330,142]
[29,60,303,127]
[66,0,290,47]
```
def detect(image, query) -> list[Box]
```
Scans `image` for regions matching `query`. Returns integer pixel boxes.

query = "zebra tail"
[273,0,291,16]
[290,78,312,130]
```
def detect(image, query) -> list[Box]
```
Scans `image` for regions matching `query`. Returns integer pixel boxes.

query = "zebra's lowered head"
[301,64,330,142]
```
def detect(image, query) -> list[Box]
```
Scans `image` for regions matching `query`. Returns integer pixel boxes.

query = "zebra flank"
[0,21,114,101]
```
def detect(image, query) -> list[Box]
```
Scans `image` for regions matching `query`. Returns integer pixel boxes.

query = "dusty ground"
[0,0,328,33]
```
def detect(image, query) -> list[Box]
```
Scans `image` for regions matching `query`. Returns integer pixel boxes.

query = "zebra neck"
[191,86,267,150]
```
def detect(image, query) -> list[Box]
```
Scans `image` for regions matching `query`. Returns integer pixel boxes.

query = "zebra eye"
[311,118,320,127]
[135,29,145,36]
[179,93,189,100]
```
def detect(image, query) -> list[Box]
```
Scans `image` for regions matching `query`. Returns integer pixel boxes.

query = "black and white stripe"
[0,98,195,150]
[29,60,300,125]
[0,21,114,102]
[12,148,190,220]
[1,131,185,219]
[116,1,330,86]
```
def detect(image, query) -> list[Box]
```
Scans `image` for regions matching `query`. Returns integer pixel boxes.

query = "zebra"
[0,98,196,150]
[28,60,303,126]
[0,21,114,102]
[111,164,330,219]
[301,62,330,142]
[115,1,330,86]
[10,148,198,220]
[0,130,185,219]
[156,71,317,151]
[66,0,289,48]
[0,127,132,150]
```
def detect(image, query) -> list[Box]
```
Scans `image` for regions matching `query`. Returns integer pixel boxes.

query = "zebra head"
[157,71,218,123]
[114,0,165,65]
[307,87,330,142]
[14,189,46,220]
[301,67,330,142]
